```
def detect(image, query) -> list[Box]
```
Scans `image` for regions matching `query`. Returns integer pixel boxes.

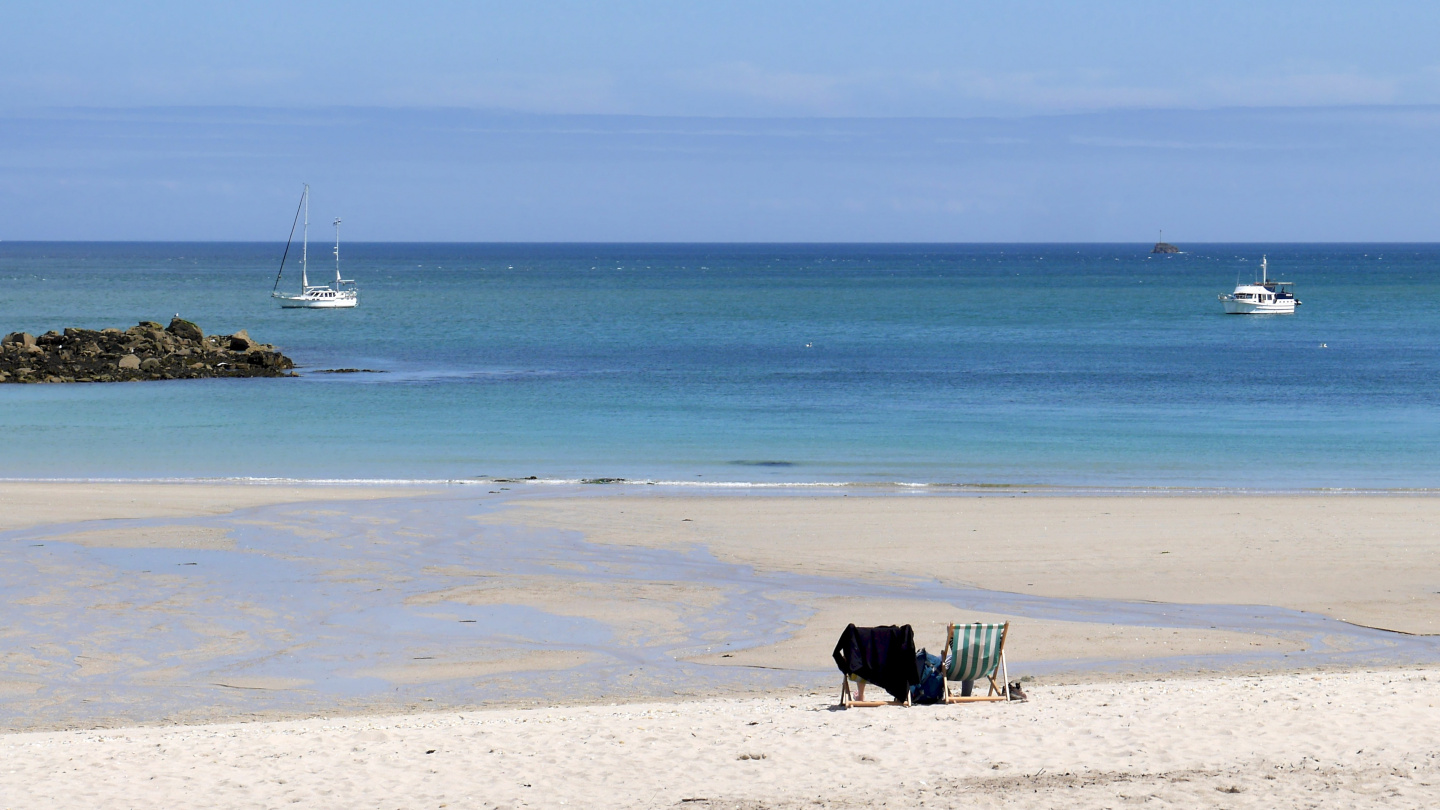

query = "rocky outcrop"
[1152,242,1180,254]
[0,318,296,384]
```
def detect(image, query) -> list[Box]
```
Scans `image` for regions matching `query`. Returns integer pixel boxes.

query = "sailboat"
[271,184,358,309]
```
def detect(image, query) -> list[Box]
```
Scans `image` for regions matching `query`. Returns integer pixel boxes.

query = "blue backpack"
[910,648,945,704]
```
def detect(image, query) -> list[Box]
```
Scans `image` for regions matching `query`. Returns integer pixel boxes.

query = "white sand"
[4,667,1438,809]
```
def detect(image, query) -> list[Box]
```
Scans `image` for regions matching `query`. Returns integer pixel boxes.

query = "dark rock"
[245,350,293,369]
[1152,242,1180,254]
[0,320,296,383]
[229,330,255,351]
[127,322,166,344]
[166,317,204,342]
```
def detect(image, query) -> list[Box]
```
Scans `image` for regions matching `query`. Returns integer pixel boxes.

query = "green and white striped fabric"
[945,623,1006,682]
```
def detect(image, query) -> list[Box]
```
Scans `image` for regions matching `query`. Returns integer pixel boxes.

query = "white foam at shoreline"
[1,475,1438,495]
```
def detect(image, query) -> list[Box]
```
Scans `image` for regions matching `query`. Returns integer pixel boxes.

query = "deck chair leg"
[940,623,954,700]
[840,675,850,707]
[1000,652,1010,700]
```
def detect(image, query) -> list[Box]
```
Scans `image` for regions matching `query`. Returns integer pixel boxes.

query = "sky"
[3,1,1440,240]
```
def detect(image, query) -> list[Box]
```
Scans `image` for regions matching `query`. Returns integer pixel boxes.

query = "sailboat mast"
[333,218,342,282]
[301,184,310,289]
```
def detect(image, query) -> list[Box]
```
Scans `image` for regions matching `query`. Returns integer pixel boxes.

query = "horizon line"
[5,239,1440,246]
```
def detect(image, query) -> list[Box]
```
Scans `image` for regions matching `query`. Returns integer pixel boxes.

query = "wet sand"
[482,493,1440,634]
[0,481,437,532]
[4,485,1439,729]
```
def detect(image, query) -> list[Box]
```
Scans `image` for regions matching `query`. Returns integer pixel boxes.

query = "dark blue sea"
[1,242,1436,487]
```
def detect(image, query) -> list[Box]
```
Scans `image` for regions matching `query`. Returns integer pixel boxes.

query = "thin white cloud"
[1199,71,1400,107]
[1,60,1437,118]
[367,70,625,114]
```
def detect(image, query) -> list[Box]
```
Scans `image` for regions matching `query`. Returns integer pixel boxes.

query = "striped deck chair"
[940,622,1010,703]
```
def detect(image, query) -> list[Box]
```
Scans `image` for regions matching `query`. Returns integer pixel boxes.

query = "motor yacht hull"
[1221,297,1296,314]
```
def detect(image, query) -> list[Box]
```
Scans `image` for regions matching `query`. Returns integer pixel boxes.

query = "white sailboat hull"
[274,289,357,308]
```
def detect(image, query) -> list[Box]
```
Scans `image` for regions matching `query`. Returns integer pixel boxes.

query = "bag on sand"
[910,648,945,705]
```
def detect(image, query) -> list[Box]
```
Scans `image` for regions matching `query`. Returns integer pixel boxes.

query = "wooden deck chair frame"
[839,673,911,708]
[940,622,1010,703]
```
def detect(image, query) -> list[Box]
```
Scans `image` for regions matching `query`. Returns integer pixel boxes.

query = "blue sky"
[3,2,1440,240]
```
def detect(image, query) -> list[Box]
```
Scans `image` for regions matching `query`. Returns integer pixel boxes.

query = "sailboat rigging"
[271,184,358,309]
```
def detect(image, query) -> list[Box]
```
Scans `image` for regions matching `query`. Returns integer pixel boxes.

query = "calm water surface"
[0,242,1436,487]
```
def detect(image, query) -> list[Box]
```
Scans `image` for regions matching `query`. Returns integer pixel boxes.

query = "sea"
[1,242,1437,489]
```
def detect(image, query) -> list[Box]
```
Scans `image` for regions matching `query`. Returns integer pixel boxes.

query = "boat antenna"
[333,217,342,282]
[271,185,306,294]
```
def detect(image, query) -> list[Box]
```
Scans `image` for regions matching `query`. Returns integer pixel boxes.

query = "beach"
[3,482,1439,806]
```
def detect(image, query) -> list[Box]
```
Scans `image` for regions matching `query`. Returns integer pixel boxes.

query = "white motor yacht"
[1218,256,1299,314]
[271,184,358,309]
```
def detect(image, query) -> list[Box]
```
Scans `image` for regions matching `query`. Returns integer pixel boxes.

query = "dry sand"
[4,667,1438,809]
[481,494,1440,634]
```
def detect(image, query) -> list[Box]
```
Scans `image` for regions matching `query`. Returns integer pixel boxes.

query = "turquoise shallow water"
[1,242,1437,486]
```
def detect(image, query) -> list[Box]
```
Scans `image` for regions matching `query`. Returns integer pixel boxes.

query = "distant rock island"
[0,318,295,383]
[1152,242,1180,254]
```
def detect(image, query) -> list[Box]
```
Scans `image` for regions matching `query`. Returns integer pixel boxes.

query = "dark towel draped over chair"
[832,623,919,702]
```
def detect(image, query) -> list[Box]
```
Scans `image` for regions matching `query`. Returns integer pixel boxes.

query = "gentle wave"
[1,476,1438,496]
